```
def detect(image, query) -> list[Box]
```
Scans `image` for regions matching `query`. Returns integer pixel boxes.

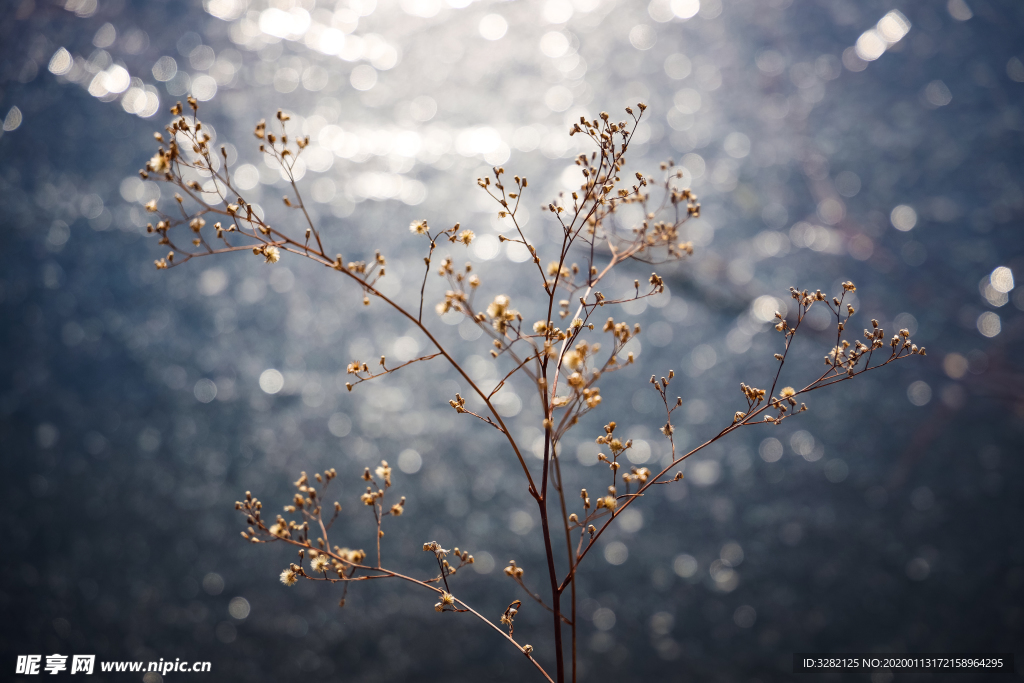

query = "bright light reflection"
[990,267,1015,293]
[855,30,886,61]
[853,10,911,63]
[3,107,23,132]
[48,48,73,76]
[258,8,311,39]
[479,14,508,41]
[671,0,699,19]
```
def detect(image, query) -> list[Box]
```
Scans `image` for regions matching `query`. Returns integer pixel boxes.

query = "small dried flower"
[280,569,298,586]
[263,245,281,263]
[458,229,475,245]
[486,294,519,333]
[410,220,429,235]
[487,294,511,319]
[423,541,449,557]
[310,555,330,573]
[375,460,392,487]
[147,153,168,173]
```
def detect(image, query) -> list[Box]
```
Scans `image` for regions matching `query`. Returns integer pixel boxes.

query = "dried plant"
[138,96,925,682]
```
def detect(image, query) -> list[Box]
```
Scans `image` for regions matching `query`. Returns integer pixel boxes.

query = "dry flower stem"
[144,98,920,683]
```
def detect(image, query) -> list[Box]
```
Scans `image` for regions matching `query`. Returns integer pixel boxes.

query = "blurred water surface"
[1,0,1022,680]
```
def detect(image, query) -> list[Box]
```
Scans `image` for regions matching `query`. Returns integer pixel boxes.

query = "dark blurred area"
[1,0,1022,681]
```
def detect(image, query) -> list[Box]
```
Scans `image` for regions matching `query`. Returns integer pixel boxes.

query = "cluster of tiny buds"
[236,490,265,543]
[452,547,475,565]
[622,466,651,486]
[885,325,926,356]
[432,546,474,578]
[740,383,767,403]
[421,541,474,611]
[423,540,449,558]
[649,371,681,410]
[774,309,790,335]
[278,545,367,587]
[503,560,525,579]
[449,393,467,413]
[357,459,403,519]
[595,485,618,511]
[788,285,830,306]
[594,422,632,477]
[767,386,808,417]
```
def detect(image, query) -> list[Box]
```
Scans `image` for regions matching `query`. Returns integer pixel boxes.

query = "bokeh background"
[2,0,1022,680]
